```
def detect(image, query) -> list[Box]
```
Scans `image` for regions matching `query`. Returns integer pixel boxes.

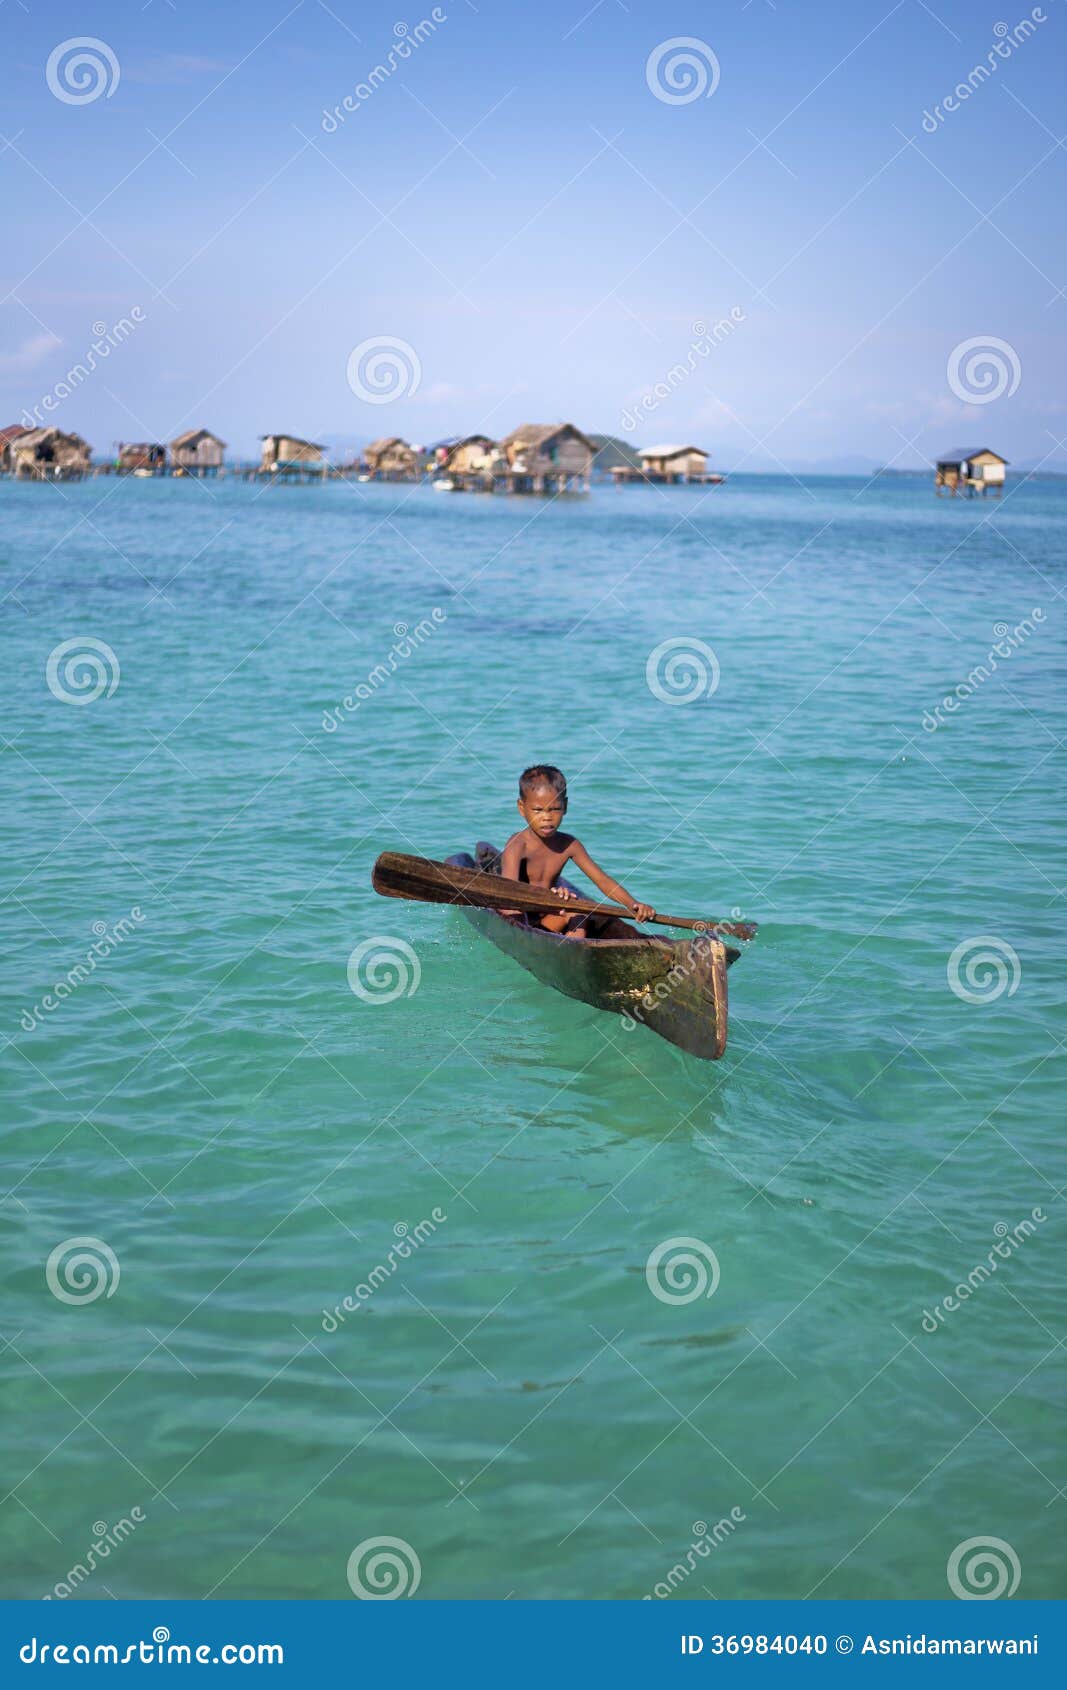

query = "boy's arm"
[567,841,656,922]
[498,834,524,917]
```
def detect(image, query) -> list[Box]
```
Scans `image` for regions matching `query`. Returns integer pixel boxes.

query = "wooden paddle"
[371,851,758,940]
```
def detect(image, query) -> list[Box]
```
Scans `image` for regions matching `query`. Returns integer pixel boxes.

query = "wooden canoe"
[445,844,743,1060]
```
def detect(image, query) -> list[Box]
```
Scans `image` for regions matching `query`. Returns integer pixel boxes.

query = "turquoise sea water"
[2,473,1063,1601]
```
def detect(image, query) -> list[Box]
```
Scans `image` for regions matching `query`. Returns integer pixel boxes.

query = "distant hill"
[587,434,643,474]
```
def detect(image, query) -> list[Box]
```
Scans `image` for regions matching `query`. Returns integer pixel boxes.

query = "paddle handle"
[522,891,749,938]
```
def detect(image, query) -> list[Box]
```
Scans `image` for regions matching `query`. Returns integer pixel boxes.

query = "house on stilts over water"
[935,447,1007,496]
[9,428,91,480]
[258,435,327,481]
[499,423,594,494]
[363,438,420,482]
[116,442,167,475]
[610,444,722,486]
[170,428,226,476]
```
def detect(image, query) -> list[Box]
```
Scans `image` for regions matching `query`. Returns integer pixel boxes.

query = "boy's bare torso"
[503,827,577,891]
[501,826,587,934]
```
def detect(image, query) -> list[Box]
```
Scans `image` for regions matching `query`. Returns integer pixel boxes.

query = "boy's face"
[518,782,567,840]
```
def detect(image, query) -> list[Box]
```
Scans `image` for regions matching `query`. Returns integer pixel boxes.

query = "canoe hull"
[447,846,734,1060]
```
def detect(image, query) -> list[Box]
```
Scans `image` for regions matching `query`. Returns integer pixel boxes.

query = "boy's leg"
[561,912,590,939]
[538,909,572,934]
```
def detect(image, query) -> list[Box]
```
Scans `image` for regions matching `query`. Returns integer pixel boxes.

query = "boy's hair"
[519,764,567,801]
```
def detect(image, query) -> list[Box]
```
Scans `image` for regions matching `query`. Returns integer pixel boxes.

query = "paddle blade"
[373,850,540,908]
[372,851,574,918]
[371,851,480,906]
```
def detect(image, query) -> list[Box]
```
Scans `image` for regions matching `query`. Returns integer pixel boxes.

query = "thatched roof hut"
[170,428,226,473]
[499,423,593,493]
[117,442,166,474]
[364,437,419,480]
[11,428,91,480]
[260,434,326,474]
[438,435,496,474]
[0,424,28,474]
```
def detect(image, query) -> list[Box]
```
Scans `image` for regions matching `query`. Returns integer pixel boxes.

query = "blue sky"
[2,0,1064,468]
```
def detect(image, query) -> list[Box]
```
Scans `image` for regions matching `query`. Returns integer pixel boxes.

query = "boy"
[500,765,655,937]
